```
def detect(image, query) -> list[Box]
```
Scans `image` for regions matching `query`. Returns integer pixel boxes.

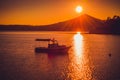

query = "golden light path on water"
[68,32,92,80]
[74,32,83,58]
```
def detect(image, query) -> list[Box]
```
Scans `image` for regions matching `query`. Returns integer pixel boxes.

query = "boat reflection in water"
[68,32,92,80]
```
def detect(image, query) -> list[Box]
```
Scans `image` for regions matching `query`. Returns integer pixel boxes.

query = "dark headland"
[0,14,120,34]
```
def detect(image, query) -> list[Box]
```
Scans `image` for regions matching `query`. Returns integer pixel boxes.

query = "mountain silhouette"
[0,14,117,34]
[32,14,105,33]
[47,14,105,32]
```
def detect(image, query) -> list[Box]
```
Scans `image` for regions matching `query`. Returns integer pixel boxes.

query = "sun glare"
[74,32,83,55]
[77,32,81,34]
[76,6,83,13]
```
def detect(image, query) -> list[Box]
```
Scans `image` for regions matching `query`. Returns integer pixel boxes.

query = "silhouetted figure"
[108,53,111,57]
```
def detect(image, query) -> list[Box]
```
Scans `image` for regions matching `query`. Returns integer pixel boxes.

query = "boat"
[35,38,71,53]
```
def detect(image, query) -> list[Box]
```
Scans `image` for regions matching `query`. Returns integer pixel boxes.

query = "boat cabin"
[36,38,59,48]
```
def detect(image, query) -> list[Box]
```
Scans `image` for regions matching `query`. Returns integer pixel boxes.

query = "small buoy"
[108,53,111,57]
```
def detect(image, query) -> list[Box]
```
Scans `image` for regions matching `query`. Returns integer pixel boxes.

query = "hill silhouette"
[0,14,120,34]
[49,14,105,33]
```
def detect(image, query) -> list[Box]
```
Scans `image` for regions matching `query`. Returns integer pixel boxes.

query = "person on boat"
[48,38,58,48]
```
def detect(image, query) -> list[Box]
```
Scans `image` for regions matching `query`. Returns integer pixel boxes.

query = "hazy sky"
[0,0,120,25]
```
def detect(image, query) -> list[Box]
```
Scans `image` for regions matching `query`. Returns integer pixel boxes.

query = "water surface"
[0,32,120,80]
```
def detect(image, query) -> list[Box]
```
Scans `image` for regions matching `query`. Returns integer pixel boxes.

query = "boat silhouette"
[35,38,71,53]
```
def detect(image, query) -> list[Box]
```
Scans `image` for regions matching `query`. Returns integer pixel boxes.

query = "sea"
[0,31,120,80]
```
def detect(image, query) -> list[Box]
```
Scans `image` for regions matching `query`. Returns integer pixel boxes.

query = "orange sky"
[0,0,120,25]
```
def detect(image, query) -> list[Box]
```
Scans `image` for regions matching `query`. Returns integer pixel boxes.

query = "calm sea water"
[0,31,120,80]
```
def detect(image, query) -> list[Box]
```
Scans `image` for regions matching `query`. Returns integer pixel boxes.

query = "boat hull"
[35,47,71,53]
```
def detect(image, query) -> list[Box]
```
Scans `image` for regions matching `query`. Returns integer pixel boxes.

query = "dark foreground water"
[0,32,120,80]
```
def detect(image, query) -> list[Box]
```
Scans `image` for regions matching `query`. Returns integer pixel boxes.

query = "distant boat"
[35,38,71,53]
[108,53,112,57]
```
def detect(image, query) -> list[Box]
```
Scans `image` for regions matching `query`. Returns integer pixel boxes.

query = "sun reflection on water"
[68,32,92,80]
[74,32,83,57]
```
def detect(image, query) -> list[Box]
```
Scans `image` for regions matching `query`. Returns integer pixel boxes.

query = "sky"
[0,0,120,25]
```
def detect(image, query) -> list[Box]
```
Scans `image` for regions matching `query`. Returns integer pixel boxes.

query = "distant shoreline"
[0,14,120,35]
[0,31,120,35]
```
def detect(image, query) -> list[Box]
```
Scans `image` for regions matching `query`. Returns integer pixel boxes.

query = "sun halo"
[76,6,83,13]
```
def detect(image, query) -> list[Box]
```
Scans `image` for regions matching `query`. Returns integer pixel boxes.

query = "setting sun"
[76,6,83,13]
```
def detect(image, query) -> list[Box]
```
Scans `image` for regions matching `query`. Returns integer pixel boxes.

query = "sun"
[75,6,83,13]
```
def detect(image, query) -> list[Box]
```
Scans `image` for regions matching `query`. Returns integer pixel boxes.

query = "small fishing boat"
[35,38,71,53]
